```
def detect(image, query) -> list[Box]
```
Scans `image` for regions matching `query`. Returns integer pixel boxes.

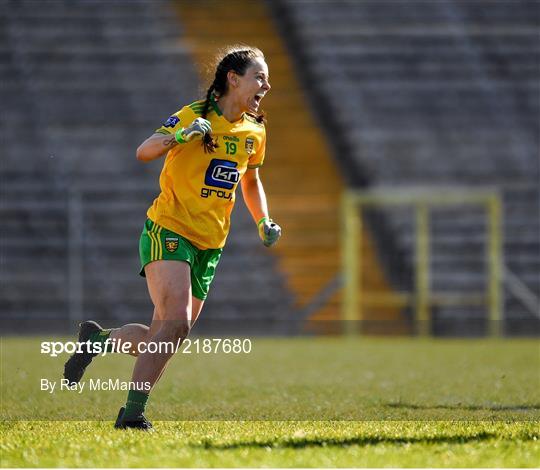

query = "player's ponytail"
[200,45,267,153]
[201,83,218,153]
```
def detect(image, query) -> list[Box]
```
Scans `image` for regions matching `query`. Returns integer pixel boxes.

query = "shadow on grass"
[195,431,498,449]
[386,403,540,411]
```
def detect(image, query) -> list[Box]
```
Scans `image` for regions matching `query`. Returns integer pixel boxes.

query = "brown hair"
[201,45,266,153]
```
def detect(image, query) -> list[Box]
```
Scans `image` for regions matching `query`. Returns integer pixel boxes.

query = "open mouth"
[253,93,264,105]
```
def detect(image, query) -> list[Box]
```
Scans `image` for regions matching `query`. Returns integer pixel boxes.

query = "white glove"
[175,118,212,143]
[258,217,281,247]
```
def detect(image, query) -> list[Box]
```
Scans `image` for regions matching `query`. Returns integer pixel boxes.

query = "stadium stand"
[276,0,540,333]
[175,0,409,334]
[0,0,293,333]
[2,0,537,336]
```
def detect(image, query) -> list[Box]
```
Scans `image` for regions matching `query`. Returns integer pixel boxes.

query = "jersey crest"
[245,137,255,155]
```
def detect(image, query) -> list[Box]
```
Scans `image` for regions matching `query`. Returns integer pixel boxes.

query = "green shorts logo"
[165,237,179,253]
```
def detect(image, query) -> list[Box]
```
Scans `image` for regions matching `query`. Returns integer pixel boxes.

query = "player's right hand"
[175,118,212,143]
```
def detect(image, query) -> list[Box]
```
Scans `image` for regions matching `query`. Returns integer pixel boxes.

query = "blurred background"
[1,0,539,336]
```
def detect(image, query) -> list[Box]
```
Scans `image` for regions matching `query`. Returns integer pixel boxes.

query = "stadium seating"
[0,0,293,332]
[278,0,539,333]
[2,0,537,335]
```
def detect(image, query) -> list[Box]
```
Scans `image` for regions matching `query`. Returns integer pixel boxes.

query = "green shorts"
[139,219,222,300]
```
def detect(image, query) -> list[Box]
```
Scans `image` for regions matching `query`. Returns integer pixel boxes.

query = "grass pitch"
[1,336,539,467]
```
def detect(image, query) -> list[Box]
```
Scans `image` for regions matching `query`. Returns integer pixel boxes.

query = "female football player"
[64,46,281,430]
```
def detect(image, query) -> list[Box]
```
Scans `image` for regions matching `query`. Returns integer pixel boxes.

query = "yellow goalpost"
[341,188,504,336]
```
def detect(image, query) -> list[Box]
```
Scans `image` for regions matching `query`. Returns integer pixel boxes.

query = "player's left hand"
[258,217,281,247]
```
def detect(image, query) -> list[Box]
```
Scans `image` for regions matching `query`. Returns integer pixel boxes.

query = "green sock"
[88,329,114,352]
[124,390,149,418]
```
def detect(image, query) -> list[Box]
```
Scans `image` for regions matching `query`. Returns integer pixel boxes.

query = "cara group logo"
[204,159,239,190]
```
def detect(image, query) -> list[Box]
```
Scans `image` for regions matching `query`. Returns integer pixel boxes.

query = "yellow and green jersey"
[147,97,266,249]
